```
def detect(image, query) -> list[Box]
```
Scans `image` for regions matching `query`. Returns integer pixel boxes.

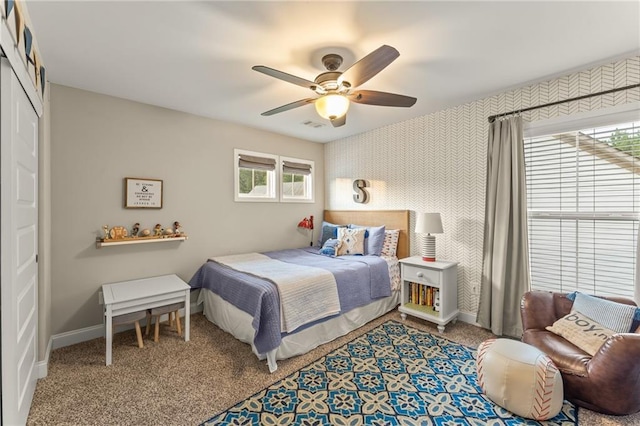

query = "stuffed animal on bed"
[319,238,342,257]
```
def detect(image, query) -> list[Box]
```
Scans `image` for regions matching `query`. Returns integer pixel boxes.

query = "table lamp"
[415,213,443,261]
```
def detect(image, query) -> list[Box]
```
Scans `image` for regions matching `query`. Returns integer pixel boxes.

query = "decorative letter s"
[353,179,369,204]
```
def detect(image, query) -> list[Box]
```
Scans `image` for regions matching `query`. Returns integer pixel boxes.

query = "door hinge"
[36,254,38,263]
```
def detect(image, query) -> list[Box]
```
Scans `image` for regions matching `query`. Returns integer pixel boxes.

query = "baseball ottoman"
[476,338,564,420]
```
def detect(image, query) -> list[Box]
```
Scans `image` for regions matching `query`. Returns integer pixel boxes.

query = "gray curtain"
[476,116,530,338]
[636,224,639,303]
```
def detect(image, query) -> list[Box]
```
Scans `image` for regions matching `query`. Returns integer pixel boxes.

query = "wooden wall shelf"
[96,236,188,248]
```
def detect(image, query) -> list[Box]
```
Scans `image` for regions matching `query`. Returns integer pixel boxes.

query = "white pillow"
[546,310,615,355]
[336,228,366,256]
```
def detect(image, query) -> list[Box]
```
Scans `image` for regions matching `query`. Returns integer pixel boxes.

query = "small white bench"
[102,274,190,365]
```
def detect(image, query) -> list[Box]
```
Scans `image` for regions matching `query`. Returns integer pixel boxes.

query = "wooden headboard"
[323,210,410,259]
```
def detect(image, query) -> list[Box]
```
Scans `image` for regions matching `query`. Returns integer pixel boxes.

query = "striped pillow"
[319,238,341,257]
[569,292,640,333]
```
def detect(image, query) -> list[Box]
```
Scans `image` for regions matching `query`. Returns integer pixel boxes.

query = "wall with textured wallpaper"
[325,56,640,322]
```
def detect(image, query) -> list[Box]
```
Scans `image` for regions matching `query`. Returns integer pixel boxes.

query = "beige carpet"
[27,310,638,425]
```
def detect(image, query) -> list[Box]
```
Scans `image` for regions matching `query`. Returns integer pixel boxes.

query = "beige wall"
[326,56,640,320]
[50,84,324,335]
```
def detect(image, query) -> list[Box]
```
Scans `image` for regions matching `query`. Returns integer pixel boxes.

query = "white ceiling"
[26,1,640,143]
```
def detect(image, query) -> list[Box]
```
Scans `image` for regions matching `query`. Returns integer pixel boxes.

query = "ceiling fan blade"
[331,114,346,127]
[349,90,417,107]
[252,65,318,90]
[261,98,316,116]
[338,45,399,88]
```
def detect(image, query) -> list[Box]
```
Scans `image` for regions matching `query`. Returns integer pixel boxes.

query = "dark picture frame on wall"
[124,177,163,209]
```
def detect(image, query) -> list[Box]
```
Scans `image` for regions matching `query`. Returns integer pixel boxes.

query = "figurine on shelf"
[140,228,151,237]
[154,223,163,237]
[173,221,182,236]
[131,223,140,238]
[110,226,128,239]
[103,225,110,240]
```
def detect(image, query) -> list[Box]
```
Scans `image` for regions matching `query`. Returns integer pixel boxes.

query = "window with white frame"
[280,156,314,203]
[524,108,639,299]
[234,149,278,202]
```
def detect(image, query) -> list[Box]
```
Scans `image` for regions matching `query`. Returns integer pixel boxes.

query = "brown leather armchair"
[520,290,640,416]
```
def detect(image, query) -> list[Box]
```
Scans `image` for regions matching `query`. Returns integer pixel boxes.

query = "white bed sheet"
[197,288,399,371]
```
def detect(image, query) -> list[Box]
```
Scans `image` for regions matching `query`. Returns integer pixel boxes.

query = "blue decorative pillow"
[319,238,341,257]
[567,291,640,333]
[349,224,386,256]
[318,221,346,247]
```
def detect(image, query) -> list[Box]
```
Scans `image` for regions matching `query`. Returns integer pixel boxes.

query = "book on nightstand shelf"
[408,282,439,311]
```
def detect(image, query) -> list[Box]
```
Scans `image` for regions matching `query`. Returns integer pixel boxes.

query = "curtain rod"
[487,83,640,123]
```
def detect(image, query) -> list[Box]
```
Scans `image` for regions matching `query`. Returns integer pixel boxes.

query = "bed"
[189,210,410,372]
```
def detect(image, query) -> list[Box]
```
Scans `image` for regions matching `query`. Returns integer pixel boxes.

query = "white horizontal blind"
[525,121,639,298]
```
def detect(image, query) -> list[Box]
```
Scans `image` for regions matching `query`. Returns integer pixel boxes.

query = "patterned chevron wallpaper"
[325,56,640,321]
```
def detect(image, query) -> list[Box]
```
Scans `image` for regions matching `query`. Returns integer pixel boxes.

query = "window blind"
[524,121,639,298]
[238,154,276,171]
[282,160,312,175]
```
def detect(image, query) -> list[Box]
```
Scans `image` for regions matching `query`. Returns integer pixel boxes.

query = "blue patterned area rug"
[203,320,578,425]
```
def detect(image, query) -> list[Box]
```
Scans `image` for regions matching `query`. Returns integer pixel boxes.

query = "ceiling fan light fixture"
[253,45,414,125]
[315,94,349,120]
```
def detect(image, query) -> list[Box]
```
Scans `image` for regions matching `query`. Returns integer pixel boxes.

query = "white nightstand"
[398,256,459,332]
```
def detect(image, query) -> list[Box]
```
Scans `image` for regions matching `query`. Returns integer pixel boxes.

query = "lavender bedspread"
[188,247,392,354]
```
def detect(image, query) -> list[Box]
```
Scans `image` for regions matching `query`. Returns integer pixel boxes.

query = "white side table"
[398,256,458,332]
[102,274,190,365]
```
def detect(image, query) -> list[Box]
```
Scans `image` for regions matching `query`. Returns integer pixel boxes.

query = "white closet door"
[1,57,39,425]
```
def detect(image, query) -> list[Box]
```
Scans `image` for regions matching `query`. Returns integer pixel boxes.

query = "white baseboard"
[50,303,472,351]
[52,324,104,350]
[51,302,203,351]
[41,303,475,376]
[36,337,52,378]
[457,310,481,327]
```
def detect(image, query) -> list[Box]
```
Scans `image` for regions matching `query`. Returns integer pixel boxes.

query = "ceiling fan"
[252,45,417,127]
